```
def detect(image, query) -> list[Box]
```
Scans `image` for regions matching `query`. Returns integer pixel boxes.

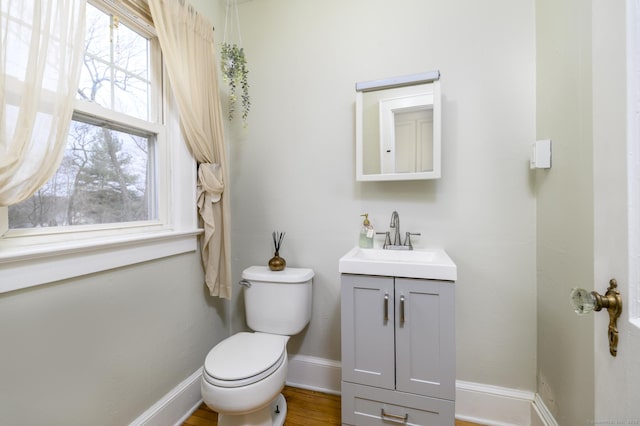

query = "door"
[395,279,455,400]
[593,0,640,420]
[394,109,434,173]
[341,274,395,389]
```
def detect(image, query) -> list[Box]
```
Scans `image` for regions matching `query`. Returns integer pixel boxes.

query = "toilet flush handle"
[239,279,251,288]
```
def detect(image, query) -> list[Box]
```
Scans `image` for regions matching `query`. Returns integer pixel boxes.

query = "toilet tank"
[241,266,314,335]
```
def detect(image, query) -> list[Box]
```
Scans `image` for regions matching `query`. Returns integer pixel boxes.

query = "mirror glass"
[356,79,441,181]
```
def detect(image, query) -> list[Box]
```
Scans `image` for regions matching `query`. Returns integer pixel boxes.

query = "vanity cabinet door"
[341,274,395,390]
[395,278,455,400]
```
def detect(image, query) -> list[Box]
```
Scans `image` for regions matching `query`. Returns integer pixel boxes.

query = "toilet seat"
[203,332,288,388]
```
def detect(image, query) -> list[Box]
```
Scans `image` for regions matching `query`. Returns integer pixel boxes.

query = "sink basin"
[339,246,457,281]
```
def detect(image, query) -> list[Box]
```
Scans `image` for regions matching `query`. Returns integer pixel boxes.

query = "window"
[9,2,157,230]
[0,1,199,293]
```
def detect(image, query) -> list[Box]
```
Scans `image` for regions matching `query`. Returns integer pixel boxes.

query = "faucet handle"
[376,231,392,248]
[403,232,421,249]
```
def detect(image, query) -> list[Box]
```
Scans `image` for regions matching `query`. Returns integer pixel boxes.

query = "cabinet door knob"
[400,295,405,325]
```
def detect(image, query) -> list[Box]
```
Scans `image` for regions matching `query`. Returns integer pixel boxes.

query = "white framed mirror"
[355,71,441,181]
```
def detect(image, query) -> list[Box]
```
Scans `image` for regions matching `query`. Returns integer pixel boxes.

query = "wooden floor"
[183,386,483,426]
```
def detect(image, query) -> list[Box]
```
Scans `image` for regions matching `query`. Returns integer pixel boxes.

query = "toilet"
[201,266,314,426]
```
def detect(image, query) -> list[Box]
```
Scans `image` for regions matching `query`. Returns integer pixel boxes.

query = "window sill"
[0,229,203,294]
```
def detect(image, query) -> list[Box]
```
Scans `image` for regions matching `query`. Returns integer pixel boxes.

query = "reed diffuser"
[268,231,286,271]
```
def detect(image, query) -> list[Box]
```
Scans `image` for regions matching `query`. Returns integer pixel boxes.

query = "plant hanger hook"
[223,0,242,45]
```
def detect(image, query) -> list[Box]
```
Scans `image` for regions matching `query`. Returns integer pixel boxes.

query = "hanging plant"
[221,42,250,125]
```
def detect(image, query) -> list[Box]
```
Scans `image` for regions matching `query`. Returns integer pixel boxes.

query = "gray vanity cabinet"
[341,274,455,425]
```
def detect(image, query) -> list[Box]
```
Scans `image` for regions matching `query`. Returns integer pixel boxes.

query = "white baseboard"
[131,357,559,426]
[129,368,203,426]
[286,354,342,395]
[456,380,535,425]
[531,393,559,426]
[128,355,342,426]
[285,355,560,426]
[456,380,558,426]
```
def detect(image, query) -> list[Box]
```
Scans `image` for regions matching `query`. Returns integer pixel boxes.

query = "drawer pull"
[381,408,408,424]
[400,295,406,325]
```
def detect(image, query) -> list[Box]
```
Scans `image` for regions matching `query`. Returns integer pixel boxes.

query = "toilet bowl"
[201,332,289,426]
[200,266,314,426]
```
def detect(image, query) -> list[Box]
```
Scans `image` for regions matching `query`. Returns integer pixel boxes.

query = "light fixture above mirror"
[355,71,441,181]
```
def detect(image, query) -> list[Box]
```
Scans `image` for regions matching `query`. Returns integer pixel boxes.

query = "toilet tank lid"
[242,266,314,283]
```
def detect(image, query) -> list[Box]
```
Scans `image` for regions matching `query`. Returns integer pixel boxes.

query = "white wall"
[227,0,538,392]
[0,1,541,423]
[0,252,227,426]
[536,0,595,424]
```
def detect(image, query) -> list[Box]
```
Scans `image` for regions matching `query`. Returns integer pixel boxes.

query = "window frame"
[0,0,200,293]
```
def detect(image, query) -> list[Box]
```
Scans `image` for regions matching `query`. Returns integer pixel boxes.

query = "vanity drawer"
[341,382,455,426]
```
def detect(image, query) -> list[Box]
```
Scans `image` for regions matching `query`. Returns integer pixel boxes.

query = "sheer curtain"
[0,0,86,206]
[148,0,231,299]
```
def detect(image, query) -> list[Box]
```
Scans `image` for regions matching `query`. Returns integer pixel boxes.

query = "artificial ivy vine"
[221,42,250,125]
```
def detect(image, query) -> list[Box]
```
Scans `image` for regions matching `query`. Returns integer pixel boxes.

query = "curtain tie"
[196,163,228,298]
[198,163,224,204]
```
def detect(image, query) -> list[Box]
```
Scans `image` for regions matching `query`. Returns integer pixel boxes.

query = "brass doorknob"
[570,279,622,356]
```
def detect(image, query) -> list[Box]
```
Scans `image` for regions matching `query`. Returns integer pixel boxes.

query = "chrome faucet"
[390,211,401,246]
[377,211,421,250]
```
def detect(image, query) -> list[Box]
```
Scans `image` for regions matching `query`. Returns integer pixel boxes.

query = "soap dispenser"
[359,213,374,248]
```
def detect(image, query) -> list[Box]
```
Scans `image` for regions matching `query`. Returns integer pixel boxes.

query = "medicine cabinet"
[355,71,441,181]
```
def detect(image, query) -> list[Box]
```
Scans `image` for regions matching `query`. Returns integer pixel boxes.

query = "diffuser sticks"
[269,231,286,271]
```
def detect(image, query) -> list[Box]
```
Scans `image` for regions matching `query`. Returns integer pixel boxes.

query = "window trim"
[0,0,201,293]
[0,87,200,293]
[0,230,200,293]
